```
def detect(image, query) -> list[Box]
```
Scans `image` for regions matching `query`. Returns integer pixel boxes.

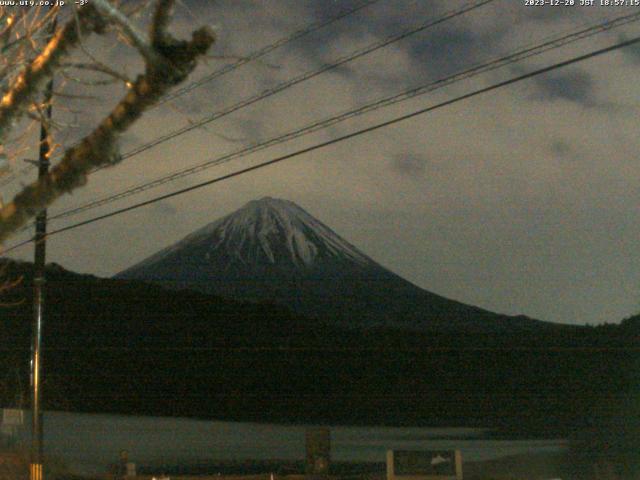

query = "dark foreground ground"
[0,451,574,480]
[5,448,640,479]
[131,454,571,479]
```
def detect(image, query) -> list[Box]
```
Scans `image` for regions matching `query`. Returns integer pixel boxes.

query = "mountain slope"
[0,259,634,435]
[117,197,548,332]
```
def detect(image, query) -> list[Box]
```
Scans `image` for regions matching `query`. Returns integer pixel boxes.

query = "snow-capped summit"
[126,197,374,274]
[195,196,371,268]
[117,197,546,332]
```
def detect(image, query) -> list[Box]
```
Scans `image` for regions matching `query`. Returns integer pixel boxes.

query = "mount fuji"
[117,197,546,332]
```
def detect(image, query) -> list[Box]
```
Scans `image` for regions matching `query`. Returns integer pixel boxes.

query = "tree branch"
[0,12,215,243]
[150,0,175,48]
[91,0,162,66]
[0,5,107,143]
[61,62,132,85]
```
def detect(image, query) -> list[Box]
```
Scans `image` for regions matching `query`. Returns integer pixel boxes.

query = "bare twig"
[70,4,133,87]
[0,0,215,243]
[61,61,132,85]
[51,89,99,100]
[91,0,161,66]
[122,0,155,19]
[0,4,108,143]
[60,69,119,87]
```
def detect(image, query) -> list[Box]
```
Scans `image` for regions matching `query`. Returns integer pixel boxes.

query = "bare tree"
[0,0,215,245]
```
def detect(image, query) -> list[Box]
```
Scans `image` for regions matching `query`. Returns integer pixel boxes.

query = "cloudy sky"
[3,0,640,326]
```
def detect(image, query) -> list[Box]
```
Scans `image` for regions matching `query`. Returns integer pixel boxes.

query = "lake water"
[7,411,565,475]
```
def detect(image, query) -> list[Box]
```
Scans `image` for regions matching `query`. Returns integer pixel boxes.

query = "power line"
[4,33,638,255]
[1,0,494,194]
[2,0,494,188]
[0,0,384,189]
[103,0,497,163]
[156,0,385,107]
[42,10,640,224]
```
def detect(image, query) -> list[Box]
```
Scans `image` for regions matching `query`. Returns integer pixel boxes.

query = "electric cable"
[0,0,384,188]
[42,10,640,225]
[4,32,638,255]
[118,0,496,160]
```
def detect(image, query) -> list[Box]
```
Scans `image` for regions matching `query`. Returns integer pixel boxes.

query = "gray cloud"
[549,139,571,158]
[309,0,435,40]
[529,69,596,107]
[391,153,428,177]
[618,34,640,64]
[526,5,581,22]
[288,1,501,85]
[233,117,268,141]
[407,27,481,76]
[154,202,178,216]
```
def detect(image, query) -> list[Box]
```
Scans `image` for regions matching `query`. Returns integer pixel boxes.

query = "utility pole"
[30,10,56,480]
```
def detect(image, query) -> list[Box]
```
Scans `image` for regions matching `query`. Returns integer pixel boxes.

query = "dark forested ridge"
[0,259,638,438]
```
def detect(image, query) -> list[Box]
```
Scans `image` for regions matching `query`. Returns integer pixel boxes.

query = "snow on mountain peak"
[211,196,374,268]
[132,197,375,271]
